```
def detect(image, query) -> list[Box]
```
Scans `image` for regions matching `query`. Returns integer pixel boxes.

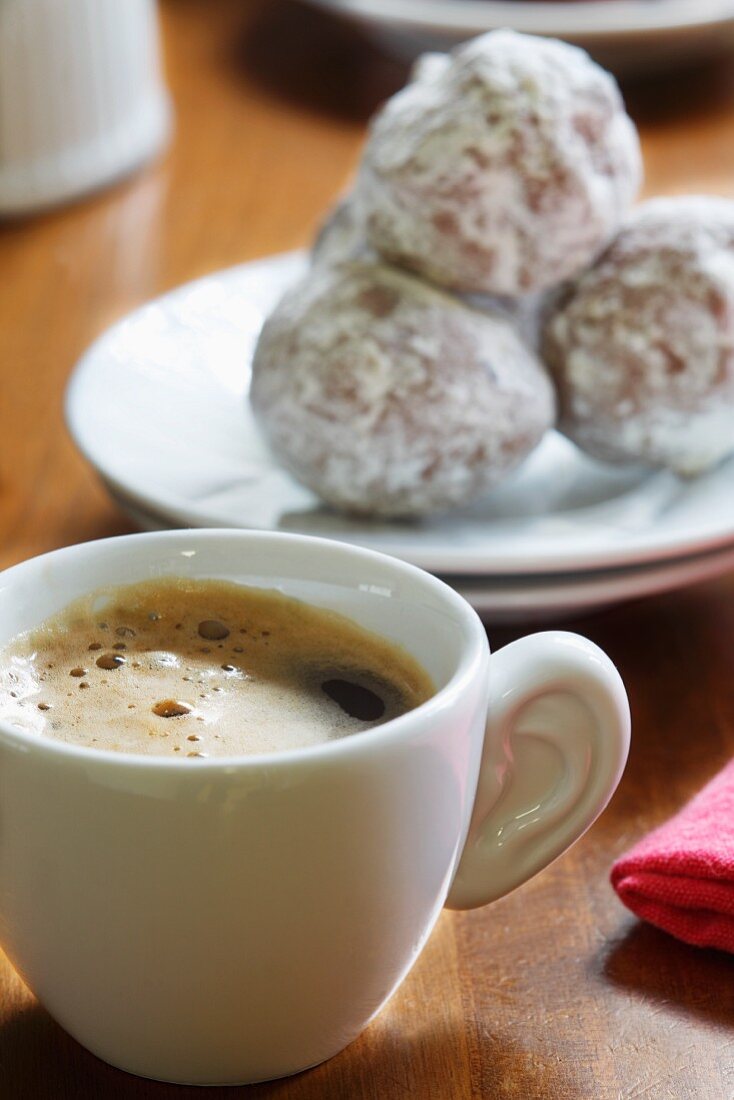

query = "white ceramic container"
[0,0,171,214]
[0,530,630,1084]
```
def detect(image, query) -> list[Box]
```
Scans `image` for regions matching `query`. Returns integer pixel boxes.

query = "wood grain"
[1,2,734,1096]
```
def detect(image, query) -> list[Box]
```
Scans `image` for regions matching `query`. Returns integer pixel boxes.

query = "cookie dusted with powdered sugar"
[543,196,734,475]
[354,30,642,296]
[250,260,555,518]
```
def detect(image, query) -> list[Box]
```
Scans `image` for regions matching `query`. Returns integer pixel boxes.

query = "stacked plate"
[65,252,734,623]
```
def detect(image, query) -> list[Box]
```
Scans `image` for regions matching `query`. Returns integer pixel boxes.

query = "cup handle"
[447,631,630,910]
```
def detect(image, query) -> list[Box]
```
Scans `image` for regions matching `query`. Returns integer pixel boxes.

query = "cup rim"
[0,529,489,771]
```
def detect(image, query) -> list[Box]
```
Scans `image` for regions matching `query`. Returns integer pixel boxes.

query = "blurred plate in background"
[300,0,734,73]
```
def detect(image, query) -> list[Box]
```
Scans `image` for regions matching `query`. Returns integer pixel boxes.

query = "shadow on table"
[0,1001,579,1099]
[4,513,138,580]
[0,1005,271,1099]
[603,920,734,1027]
[231,0,408,123]
[56,511,139,548]
[232,0,734,130]
[621,52,734,127]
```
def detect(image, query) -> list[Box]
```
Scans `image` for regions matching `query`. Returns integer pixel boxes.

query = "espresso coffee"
[0,577,434,757]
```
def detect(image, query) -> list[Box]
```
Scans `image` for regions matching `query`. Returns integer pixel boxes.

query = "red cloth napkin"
[611,758,734,952]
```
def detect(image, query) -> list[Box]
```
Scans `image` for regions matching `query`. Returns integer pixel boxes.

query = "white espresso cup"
[0,530,630,1085]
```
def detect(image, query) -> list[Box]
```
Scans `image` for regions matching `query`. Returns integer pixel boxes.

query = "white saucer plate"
[66,250,734,579]
[301,0,734,74]
[453,545,734,621]
[105,482,734,622]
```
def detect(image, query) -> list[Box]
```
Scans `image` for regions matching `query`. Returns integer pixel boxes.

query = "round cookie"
[543,196,734,475]
[251,260,556,518]
[355,30,642,296]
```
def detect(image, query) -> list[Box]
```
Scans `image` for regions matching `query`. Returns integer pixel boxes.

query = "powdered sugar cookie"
[543,196,734,475]
[251,260,555,517]
[356,30,642,296]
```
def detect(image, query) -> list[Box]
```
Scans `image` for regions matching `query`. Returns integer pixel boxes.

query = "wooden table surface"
[2,2,734,1096]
